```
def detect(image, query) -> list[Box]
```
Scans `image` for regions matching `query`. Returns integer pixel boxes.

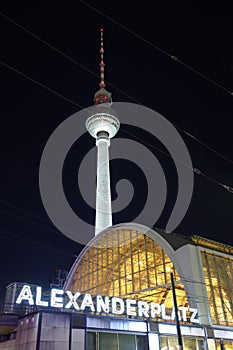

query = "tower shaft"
[95,135,112,235]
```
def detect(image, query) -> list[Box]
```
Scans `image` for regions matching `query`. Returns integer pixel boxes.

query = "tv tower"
[86,29,120,235]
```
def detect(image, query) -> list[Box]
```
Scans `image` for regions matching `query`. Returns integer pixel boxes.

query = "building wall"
[0,339,15,350]
[175,244,211,325]
[0,312,86,350]
[0,313,39,350]
[2,311,233,350]
[39,313,70,350]
[71,329,85,350]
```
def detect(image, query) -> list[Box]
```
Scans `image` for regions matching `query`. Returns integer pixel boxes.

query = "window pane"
[197,339,205,350]
[87,332,97,350]
[160,336,168,350]
[99,333,118,350]
[118,334,135,350]
[137,335,148,350]
[216,339,233,350]
[183,337,196,350]
[168,336,178,348]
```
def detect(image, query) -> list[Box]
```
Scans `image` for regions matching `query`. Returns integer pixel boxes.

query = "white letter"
[170,307,181,321]
[111,297,124,315]
[50,289,64,308]
[179,306,188,322]
[96,295,110,313]
[190,308,199,324]
[150,303,161,318]
[16,285,34,305]
[161,304,171,320]
[65,291,80,310]
[126,299,137,316]
[138,301,149,317]
[80,294,95,312]
[36,287,48,307]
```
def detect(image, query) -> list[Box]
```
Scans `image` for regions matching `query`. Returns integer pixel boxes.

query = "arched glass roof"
[65,226,188,311]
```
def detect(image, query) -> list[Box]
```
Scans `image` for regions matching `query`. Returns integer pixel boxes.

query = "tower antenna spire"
[99,28,106,88]
[93,28,112,105]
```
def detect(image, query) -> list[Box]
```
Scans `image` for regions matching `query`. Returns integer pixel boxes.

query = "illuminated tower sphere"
[86,29,120,235]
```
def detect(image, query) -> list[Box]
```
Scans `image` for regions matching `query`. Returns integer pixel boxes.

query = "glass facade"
[201,250,233,326]
[69,228,188,316]
[87,333,206,350]
[87,332,148,350]
[215,339,233,350]
[160,336,204,350]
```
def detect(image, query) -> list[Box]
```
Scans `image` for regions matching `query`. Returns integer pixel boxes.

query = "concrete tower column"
[86,112,119,235]
[95,133,112,234]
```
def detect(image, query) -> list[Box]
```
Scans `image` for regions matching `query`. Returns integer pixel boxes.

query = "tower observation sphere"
[85,29,120,235]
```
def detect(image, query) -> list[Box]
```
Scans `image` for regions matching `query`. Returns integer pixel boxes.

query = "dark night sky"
[0,2,232,302]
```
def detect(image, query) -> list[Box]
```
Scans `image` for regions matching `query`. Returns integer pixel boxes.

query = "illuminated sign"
[15,285,199,323]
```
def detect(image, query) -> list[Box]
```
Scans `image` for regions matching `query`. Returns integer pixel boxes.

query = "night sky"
[0,2,232,302]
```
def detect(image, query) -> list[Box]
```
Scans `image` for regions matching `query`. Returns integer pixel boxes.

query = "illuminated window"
[160,336,204,350]
[215,339,233,350]
[201,250,233,326]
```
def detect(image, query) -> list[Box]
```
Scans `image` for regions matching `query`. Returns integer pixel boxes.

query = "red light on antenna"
[100,28,104,32]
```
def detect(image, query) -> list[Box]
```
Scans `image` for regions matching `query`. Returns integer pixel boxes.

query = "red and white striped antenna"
[93,28,112,105]
[99,28,106,88]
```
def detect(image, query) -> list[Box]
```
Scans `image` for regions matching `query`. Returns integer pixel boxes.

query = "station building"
[1,223,233,350]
